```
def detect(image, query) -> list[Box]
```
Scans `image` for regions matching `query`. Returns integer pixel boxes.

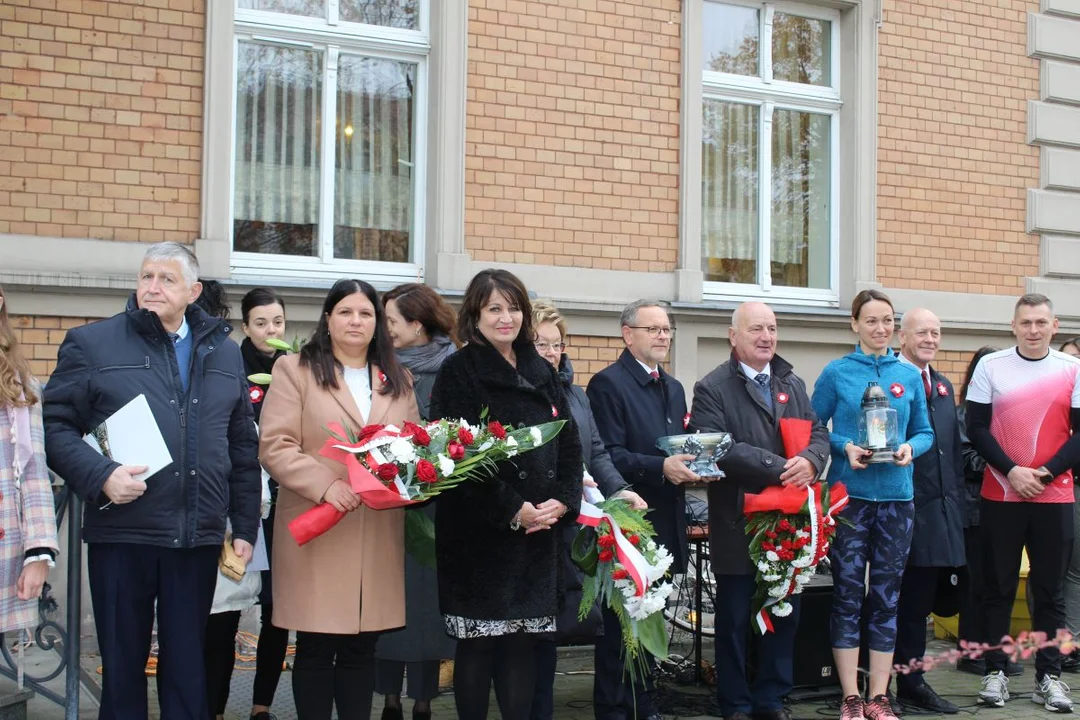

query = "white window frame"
[229,1,430,284]
[700,0,842,306]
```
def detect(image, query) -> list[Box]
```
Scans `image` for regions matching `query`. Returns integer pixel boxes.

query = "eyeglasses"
[627,326,676,338]
[534,341,566,353]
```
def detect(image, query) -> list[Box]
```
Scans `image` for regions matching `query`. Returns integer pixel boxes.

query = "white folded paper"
[83,393,173,482]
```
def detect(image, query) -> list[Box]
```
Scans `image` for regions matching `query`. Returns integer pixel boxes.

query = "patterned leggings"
[829,498,915,652]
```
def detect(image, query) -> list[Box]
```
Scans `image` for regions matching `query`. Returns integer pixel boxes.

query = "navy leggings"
[830,498,915,652]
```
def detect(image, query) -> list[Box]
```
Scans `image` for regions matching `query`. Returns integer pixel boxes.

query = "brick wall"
[10,314,92,379]
[464,0,682,271]
[565,333,623,387]
[0,0,204,242]
[876,0,1040,293]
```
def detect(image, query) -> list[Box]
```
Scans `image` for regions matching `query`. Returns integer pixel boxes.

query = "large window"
[700,1,839,301]
[231,0,427,279]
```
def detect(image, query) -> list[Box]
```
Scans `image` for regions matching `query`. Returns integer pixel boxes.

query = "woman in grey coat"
[529,300,647,720]
[376,283,459,720]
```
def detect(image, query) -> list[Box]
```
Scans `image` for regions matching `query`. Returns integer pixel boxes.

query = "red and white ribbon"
[577,498,652,597]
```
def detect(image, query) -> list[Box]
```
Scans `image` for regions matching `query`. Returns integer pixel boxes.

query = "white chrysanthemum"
[772,601,793,617]
[758,561,772,573]
[437,454,455,477]
[794,573,811,585]
[529,427,543,446]
[763,574,781,582]
[791,557,812,569]
[768,584,787,598]
[766,551,780,562]
[387,438,417,463]
[795,530,810,539]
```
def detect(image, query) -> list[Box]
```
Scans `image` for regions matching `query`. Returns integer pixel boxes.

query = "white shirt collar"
[740,361,770,380]
[897,351,928,376]
[634,358,659,376]
[173,316,190,340]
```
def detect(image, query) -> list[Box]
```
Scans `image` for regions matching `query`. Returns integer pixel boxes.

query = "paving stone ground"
[3,634,1073,720]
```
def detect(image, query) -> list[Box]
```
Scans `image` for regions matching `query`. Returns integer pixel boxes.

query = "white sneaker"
[980,671,1010,707]
[1034,674,1074,713]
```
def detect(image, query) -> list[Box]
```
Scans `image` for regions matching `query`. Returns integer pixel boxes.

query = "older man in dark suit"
[587,299,699,720]
[690,301,829,720]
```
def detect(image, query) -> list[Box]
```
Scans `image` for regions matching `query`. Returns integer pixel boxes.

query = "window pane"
[234,43,323,257]
[771,110,830,289]
[702,2,759,76]
[238,0,325,18]
[340,0,419,29]
[772,14,831,86]
[702,100,759,284]
[333,55,416,262]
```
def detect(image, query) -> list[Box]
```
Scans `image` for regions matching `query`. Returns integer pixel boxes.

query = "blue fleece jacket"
[811,347,934,502]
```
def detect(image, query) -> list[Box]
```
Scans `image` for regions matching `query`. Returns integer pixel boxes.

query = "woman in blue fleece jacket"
[812,289,934,720]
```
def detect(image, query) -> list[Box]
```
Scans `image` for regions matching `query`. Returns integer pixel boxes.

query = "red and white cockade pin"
[936,382,949,397]
[248,385,265,404]
[683,413,691,430]
[889,382,905,398]
[551,404,559,418]
[776,392,789,404]
[378,370,388,384]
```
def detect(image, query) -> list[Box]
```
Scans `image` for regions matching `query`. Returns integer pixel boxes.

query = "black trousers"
[957,527,985,650]
[893,565,941,693]
[714,574,799,715]
[454,633,538,720]
[593,605,655,720]
[88,543,219,720]
[531,637,558,720]
[253,603,289,708]
[980,500,1073,676]
[292,630,379,720]
[374,659,441,702]
[205,610,242,715]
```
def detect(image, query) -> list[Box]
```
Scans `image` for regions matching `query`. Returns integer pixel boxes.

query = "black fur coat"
[429,341,583,621]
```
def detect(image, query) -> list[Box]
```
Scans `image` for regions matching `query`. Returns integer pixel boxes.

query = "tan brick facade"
[9,314,91,379]
[875,0,1040,293]
[464,0,682,271]
[0,0,204,243]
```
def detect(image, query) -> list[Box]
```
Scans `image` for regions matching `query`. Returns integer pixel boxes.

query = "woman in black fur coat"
[429,269,583,720]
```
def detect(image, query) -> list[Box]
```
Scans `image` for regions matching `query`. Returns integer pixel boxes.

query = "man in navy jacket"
[588,299,698,720]
[44,242,260,720]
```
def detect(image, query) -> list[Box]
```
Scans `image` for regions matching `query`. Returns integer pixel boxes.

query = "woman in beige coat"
[260,279,419,720]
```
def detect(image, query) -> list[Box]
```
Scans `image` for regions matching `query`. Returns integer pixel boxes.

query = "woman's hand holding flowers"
[322,478,361,513]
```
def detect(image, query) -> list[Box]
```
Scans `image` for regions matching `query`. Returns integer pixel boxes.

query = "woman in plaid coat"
[0,285,59,633]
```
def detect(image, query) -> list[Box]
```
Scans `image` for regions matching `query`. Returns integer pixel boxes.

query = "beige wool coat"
[259,354,419,635]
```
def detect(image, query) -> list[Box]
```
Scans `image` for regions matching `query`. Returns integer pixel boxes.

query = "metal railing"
[0,483,84,718]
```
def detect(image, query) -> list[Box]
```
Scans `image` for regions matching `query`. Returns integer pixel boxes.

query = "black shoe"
[754,709,791,720]
[957,657,985,676]
[1007,659,1024,676]
[251,714,276,720]
[897,683,959,714]
[381,707,404,720]
[1063,649,1080,674]
[412,709,431,720]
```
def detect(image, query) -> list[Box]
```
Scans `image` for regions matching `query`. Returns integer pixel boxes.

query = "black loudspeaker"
[790,573,840,689]
[747,571,839,691]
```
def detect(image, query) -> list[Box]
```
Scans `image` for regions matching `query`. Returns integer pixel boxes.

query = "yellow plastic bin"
[933,549,1031,640]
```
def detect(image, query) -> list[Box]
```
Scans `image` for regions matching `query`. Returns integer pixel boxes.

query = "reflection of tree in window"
[233,44,323,257]
[333,57,416,263]
[772,14,829,86]
[340,0,419,29]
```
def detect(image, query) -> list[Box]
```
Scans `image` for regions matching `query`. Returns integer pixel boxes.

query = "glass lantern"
[856,381,899,464]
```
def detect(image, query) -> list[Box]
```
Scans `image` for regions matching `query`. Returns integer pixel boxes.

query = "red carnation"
[764,530,778,540]
[762,542,775,552]
[598,550,615,563]
[416,459,438,484]
[376,463,399,482]
[628,534,640,546]
[457,426,475,445]
[778,519,792,532]
[612,568,629,580]
[358,424,385,443]
[598,534,617,548]
[781,539,793,550]
[488,421,507,440]
[448,441,465,461]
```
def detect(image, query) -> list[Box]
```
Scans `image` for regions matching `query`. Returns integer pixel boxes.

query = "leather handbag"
[219,533,248,583]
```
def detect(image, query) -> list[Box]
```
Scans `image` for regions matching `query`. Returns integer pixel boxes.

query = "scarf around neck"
[396,334,456,375]
[241,337,284,377]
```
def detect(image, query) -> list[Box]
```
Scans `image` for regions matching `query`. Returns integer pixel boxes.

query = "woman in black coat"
[375,283,459,720]
[429,270,583,720]
[529,300,646,720]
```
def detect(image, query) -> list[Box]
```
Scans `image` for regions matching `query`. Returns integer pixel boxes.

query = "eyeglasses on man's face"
[534,341,566,353]
[627,325,676,338]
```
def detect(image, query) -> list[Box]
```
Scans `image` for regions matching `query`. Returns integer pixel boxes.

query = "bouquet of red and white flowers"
[289,409,566,550]
[743,417,849,633]
[573,487,673,684]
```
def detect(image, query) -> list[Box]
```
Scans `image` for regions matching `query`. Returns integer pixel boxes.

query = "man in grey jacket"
[690,301,830,720]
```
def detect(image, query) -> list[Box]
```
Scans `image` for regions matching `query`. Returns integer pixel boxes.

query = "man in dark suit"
[891,307,966,713]
[689,301,829,720]
[587,299,699,720]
